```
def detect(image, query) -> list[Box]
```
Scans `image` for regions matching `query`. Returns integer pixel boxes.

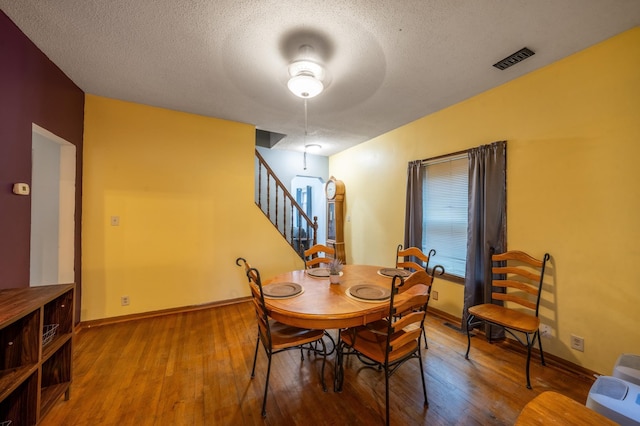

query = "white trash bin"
[586,375,640,425]
[614,354,640,386]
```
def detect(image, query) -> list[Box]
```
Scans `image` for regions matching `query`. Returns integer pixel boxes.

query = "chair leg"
[319,337,327,392]
[323,330,336,356]
[465,314,474,359]
[261,353,272,417]
[423,328,429,349]
[536,329,546,366]
[525,333,533,389]
[334,334,344,392]
[385,365,390,426]
[251,331,260,378]
[418,347,429,407]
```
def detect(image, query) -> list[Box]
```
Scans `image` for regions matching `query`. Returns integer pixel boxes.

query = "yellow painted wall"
[330,28,640,374]
[82,96,303,321]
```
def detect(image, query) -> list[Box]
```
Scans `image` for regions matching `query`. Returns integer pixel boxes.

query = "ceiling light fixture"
[305,143,321,152]
[288,45,325,99]
[288,74,324,98]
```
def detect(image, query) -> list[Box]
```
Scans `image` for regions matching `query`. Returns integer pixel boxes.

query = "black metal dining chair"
[335,266,443,426]
[465,249,550,389]
[236,257,328,417]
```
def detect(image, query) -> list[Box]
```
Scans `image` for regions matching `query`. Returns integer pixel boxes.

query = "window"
[422,154,468,278]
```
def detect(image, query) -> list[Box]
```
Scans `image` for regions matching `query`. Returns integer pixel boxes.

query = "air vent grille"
[493,47,535,70]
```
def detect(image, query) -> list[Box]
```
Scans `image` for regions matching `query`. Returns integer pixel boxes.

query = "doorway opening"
[30,124,76,286]
[291,176,326,247]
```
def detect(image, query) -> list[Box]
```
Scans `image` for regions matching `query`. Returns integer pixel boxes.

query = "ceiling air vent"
[493,47,535,70]
[256,129,286,148]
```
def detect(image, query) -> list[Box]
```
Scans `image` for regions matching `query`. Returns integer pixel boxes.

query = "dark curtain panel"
[463,141,507,338]
[404,160,424,250]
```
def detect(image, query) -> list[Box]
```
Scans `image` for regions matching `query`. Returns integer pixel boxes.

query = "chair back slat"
[391,311,425,333]
[397,260,424,272]
[304,244,335,268]
[490,250,550,316]
[492,279,539,295]
[492,293,537,310]
[252,296,269,319]
[492,250,543,266]
[493,266,542,282]
[393,290,429,314]
[249,282,261,298]
[399,270,430,293]
[395,244,435,272]
[305,257,333,268]
[389,328,422,352]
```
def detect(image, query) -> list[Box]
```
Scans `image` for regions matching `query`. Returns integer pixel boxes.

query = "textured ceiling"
[1,1,639,155]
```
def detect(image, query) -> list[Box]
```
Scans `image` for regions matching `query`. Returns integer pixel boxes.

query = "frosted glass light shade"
[288,74,324,98]
[305,143,322,152]
[289,60,325,81]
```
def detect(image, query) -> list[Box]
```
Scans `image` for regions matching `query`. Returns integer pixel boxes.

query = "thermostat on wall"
[12,183,30,195]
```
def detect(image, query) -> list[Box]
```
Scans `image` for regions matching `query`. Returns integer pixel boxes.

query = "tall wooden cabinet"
[0,284,75,425]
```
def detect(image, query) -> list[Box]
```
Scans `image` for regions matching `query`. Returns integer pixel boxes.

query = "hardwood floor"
[41,302,596,425]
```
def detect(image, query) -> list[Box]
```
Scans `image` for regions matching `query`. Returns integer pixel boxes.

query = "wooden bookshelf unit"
[0,284,75,425]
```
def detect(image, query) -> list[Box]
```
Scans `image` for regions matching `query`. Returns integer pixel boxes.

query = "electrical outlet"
[111,216,120,226]
[121,295,130,306]
[540,324,552,338]
[570,334,584,352]
[431,290,438,301]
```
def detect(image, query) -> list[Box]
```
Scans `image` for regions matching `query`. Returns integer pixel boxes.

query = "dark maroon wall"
[0,11,84,300]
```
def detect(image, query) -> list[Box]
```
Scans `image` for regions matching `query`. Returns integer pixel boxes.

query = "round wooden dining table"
[263,264,403,329]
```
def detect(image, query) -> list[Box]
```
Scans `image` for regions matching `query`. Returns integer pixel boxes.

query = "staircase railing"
[255,149,318,258]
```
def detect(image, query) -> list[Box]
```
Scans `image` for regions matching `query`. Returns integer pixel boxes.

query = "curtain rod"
[419,149,468,165]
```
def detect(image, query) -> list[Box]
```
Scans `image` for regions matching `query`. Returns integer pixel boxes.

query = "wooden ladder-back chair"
[465,249,551,389]
[395,245,438,348]
[335,265,444,426]
[396,268,445,349]
[304,243,335,269]
[396,244,436,272]
[235,258,328,417]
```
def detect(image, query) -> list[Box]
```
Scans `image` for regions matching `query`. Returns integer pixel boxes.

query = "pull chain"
[304,98,308,138]
[303,98,308,170]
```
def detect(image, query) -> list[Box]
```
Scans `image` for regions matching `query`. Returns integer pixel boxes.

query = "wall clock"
[325,176,346,263]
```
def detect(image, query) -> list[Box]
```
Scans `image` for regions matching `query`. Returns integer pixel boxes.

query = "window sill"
[433,271,464,285]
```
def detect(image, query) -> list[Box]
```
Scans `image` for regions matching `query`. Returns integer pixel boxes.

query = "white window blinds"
[422,154,468,277]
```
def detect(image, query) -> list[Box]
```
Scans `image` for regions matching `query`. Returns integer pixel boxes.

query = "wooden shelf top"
[0,284,75,328]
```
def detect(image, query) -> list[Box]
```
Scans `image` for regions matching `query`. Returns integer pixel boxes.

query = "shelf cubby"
[0,284,75,425]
